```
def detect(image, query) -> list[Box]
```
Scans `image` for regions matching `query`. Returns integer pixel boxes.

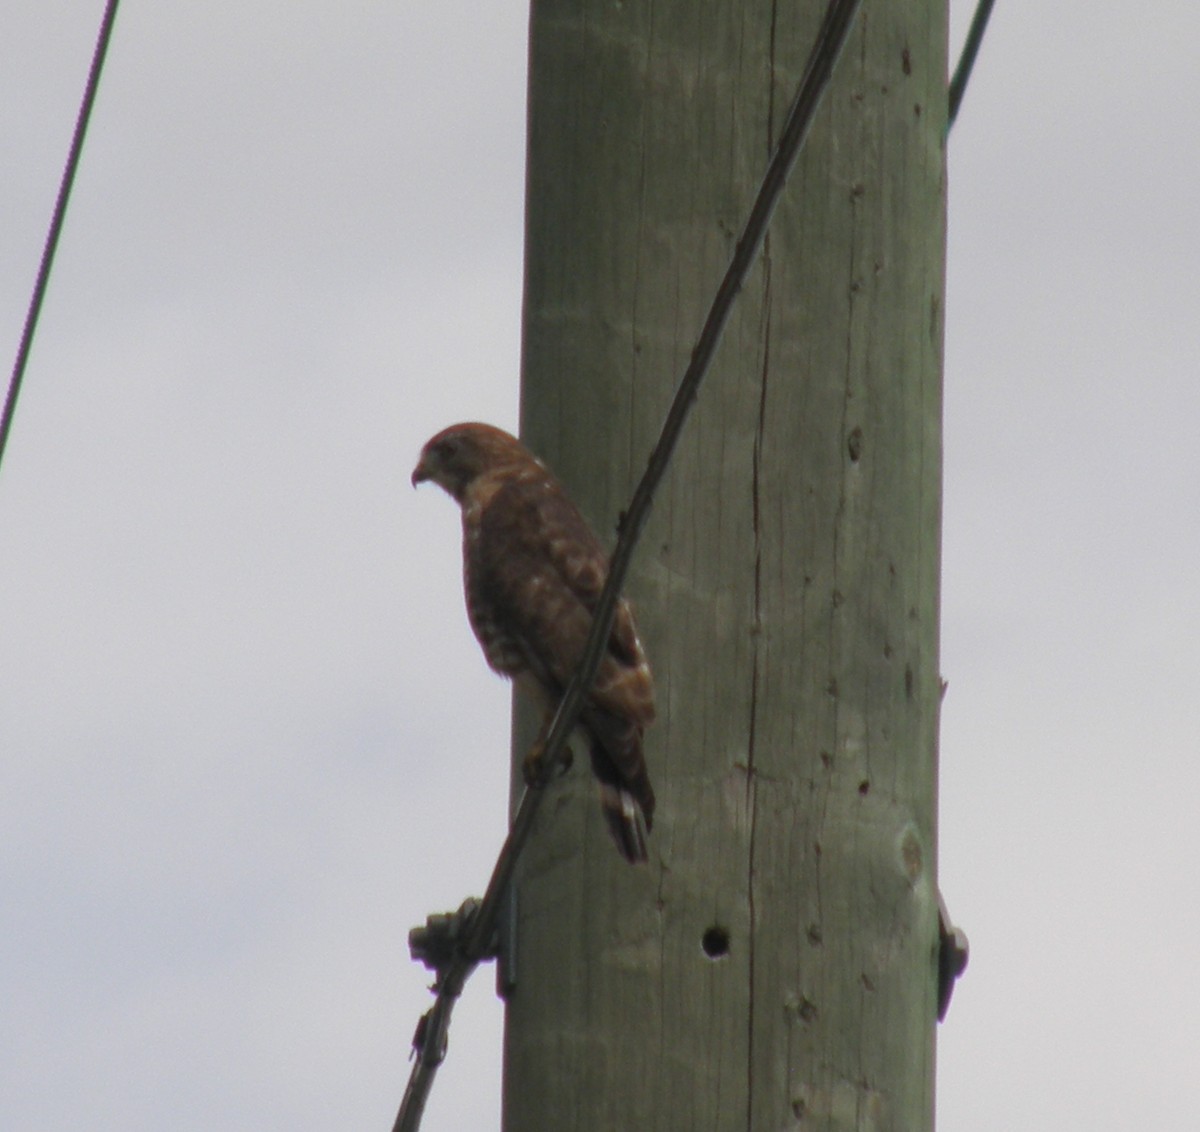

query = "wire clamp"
[408,889,517,1001]
[936,892,969,1022]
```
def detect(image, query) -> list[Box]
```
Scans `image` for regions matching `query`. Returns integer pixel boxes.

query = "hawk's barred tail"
[598,783,650,864]
[582,710,655,863]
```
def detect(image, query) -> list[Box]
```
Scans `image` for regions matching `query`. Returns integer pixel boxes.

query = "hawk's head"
[412,422,530,503]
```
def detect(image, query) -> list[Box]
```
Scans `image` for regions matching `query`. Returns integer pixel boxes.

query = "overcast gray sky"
[2,3,1197,1129]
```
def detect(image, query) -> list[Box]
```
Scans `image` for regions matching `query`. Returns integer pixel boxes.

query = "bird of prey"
[412,422,656,863]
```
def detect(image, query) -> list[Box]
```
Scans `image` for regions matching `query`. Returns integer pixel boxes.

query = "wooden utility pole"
[509,2,946,1128]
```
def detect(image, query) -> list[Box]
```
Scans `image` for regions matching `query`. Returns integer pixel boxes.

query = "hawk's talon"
[523,739,574,786]
[522,741,546,787]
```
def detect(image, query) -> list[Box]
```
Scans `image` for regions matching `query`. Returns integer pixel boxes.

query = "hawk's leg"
[522,711,573,786]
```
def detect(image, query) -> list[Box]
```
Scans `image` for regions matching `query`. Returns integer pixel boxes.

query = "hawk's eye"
[436,437,460,462]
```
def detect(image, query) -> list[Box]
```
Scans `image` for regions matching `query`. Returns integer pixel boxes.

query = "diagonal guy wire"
[392,1,865,1129]
[0,0,121,478]
[948,0,995,130]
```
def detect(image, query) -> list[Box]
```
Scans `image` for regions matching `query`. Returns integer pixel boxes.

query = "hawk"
[412,422,656,863]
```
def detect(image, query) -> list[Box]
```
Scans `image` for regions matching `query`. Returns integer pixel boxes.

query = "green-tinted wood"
[507,2,946,1129]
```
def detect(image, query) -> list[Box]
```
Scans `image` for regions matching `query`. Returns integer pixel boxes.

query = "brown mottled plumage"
[412,422,656,863]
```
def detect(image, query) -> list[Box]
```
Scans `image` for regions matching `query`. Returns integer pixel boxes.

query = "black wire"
[390,2,866,1129]
[0,0,121,478]
[948,0,995,130]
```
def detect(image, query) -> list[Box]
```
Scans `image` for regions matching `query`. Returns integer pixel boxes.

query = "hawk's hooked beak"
[411,456,431,488]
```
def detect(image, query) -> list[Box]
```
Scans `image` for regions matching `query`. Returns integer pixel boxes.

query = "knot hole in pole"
[701,925,731,959]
